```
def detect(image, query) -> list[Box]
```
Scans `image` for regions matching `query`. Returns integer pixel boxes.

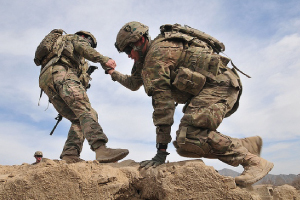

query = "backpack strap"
[230,61,251,78]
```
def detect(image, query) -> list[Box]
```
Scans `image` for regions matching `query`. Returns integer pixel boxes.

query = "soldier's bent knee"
[175,126,212,157]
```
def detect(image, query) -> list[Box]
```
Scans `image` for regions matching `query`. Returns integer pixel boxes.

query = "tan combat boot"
[235,153,274,186]
[62,156,85,164]
[95,145,129,163]
[240,136,262,156]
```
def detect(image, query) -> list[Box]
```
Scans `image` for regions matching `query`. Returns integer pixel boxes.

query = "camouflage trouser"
[175,79,248,167]
[39,64,108,158]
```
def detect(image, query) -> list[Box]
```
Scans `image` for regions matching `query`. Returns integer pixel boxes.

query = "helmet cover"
[34,151,43,157]
[115,21,149,52]
[75,30,97,48]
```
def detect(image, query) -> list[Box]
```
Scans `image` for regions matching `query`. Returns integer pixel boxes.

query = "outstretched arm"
[73,35,112,67]
[107,63,143,91]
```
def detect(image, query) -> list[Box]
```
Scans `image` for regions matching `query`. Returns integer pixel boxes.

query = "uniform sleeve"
[142,41,183,144]
[73,36,110,66]
[143,60,175,144]
[111,63,143,91]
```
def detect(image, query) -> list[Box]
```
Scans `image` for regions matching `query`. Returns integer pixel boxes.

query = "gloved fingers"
[153,162,162,168]
[140,160,155,169]
[144,161,155,169]
[140,160,150,168]
[140,160,163,169]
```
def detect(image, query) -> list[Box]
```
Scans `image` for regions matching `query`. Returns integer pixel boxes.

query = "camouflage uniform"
[114,22,273,186]
[112,26,249,167]
[39,33,110,159]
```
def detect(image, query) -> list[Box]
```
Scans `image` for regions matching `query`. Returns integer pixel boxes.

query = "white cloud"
[0,121,65,165]
[225,33,300,140]
[0,0,299,175]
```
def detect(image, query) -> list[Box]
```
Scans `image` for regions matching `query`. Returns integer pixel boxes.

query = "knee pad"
[175,126,212,158]
[173,141,201,158]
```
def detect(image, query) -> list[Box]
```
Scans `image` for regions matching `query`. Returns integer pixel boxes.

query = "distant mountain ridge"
[218,168,298,186]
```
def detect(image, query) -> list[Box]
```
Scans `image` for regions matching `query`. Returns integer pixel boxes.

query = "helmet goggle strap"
[79,34,95,48]
[120,36,148,60]
[132,37,147,61]
[85,36,95,48]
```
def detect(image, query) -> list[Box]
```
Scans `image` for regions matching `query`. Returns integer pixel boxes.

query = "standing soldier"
[109,21,273,186]
[35,30,129,163]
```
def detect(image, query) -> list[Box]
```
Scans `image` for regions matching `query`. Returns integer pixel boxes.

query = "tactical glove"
[140,150,170,169]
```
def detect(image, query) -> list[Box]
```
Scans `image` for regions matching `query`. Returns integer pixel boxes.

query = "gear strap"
[231,61,251,78]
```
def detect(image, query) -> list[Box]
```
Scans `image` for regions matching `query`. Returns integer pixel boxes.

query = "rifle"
[50,114,62,135]
[50,65,98,135]
[86,65,98,75]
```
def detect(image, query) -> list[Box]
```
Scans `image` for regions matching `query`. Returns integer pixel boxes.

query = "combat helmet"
[75,30,97,48]
[115,21,149,53]
[34,151,43,157]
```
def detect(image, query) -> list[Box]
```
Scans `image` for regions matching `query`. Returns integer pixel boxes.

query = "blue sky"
[0,0,299,175]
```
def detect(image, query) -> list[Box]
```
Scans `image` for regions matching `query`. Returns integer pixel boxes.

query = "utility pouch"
[207,54,221,76]
[172,67,206,96]
[61,40,74,58]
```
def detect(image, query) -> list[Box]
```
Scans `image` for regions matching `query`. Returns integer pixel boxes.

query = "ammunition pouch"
[172,46,226,96]
[172,67,206,96]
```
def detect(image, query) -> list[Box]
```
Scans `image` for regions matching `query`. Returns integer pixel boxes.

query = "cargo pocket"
[207,131,232,154]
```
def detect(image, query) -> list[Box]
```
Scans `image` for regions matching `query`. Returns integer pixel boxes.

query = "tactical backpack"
[34,29,65,66]
[160,24,225,54]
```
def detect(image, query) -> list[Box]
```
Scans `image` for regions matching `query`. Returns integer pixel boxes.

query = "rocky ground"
[0,159,299,200]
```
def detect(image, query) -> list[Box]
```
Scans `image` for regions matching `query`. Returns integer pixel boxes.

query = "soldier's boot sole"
[62,156,85,164]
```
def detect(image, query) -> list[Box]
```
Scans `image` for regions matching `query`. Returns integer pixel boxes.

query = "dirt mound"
[0,159,299,200]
